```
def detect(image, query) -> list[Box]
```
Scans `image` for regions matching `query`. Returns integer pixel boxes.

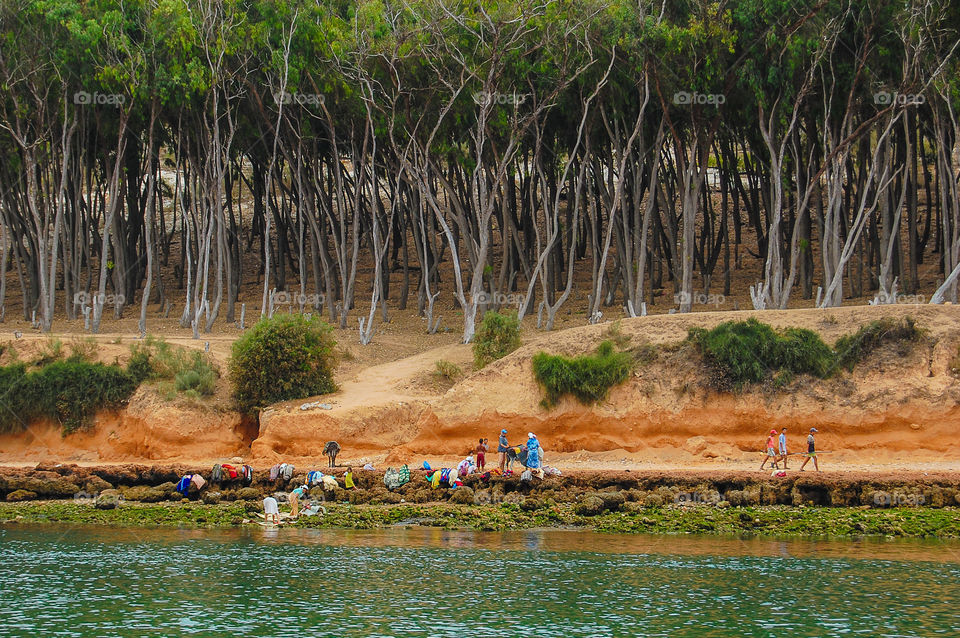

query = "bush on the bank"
[833,317,923,371]
[688,319,834,389]
[688,317,923,390]
[230,313,337,412]
[128,338,219,397]
[0,359,136,434]
[473,310,521,369]
[533,341,633,407]
[6,489,36,502]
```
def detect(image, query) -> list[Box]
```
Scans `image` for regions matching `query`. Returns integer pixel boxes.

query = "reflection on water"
[2,525,959,637]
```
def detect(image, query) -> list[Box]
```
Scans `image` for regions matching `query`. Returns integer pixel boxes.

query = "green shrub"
[689,317,923,389]
[532,340,634,407]
[776,327,835,378]
[688,319,781,385]
[0,360,136,434]
[689,319,833,389]
[32,338,63,367]
[67,337,99,363]
[473,310,521,369]
[127,338,219,396]
[833,317,923,371]
[433,359,463,383]
[229,313,338,412]
[126,346,154,385]
[173,352,218,396]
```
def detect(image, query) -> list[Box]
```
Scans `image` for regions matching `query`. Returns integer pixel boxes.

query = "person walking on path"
[760,429,779,470]
[497,429,509,472]
[799,428,820,472]
[778,428,789,469]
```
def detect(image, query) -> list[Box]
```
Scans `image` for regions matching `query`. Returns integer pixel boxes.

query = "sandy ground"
[1,304,959,475]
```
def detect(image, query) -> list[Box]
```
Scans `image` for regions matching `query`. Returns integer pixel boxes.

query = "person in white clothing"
[262,496,280,524]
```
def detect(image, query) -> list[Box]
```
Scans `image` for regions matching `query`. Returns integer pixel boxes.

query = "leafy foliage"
[433,360,463,383]
[689,317,923,390]
[532,341,634,407]
[473,310,522,369]
[229,313,338,412]
[833,317,924,371]
[0,360,136,434]
[127,337,219,397]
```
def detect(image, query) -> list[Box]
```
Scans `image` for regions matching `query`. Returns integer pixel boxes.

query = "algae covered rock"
[6,489,37,502]
[502,492,526,506]
[597,490,626,512]
[449,486,475,505]
[95,491,120,510]
[642,493,665,507]
[202,491,221,505]
[123,486,166,503]
[237,487,261,501]
[575,495,605,516]
[83,476,113,494]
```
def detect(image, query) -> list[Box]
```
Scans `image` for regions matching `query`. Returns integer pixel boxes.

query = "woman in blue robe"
[526,433,541,469]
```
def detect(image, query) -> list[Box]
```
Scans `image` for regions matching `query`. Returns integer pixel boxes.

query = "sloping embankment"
[252,305,960,467]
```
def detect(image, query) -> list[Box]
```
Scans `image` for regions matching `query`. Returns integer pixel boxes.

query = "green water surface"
[1,525,958,637]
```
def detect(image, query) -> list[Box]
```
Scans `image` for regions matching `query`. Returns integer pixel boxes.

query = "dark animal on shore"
[323,441,341,468]
[505,445,527,471]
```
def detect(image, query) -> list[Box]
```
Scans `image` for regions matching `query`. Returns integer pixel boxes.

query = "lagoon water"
[1,525,959,637]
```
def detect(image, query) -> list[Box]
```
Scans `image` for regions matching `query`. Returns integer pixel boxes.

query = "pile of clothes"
[175,473,206,497]
[425,467,462,489]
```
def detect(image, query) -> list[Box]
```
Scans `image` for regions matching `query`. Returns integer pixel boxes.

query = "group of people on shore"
[760,427,821,472]
[457,429,544,478]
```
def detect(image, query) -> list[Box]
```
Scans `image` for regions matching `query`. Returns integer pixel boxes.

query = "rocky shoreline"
[2,464,960,538]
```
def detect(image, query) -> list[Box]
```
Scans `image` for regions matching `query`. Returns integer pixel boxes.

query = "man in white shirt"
[778,428,789,469]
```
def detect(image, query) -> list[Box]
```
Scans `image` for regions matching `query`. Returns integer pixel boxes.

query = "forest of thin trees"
[0,0,958,342]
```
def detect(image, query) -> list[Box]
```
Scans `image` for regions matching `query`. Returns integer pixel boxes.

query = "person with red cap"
[760,429,780,470]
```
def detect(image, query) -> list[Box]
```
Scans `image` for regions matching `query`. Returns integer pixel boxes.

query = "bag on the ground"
[221,464,238,480]
[281,464,294,481]
[269,464,280,481]
[307,470,324,486]
[520,469,532,482]
[384,465,410,490]
[321,475,338,491]
[211,464,222,484]
[241,465,254,486]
